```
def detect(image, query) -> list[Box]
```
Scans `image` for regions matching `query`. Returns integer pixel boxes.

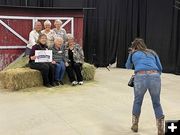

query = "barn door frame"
[0,15,74,49]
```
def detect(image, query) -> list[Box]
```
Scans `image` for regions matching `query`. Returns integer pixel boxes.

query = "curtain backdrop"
[0,0,83,7]
[83,0,180,74]
[0,0,180,74]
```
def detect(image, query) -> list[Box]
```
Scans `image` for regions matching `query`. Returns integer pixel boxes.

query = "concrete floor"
[0,68,180,135]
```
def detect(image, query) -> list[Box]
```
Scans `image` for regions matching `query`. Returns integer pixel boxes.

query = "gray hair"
[67,34,74,40]
[34,21,41,26]
[54,19,63,25]
[54,37,64,43]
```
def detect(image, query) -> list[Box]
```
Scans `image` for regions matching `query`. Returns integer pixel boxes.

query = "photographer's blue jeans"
[133,73,164,119]
[55,61,65,81]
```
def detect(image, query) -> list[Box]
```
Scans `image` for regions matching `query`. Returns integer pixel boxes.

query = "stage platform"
[0,68,179,135]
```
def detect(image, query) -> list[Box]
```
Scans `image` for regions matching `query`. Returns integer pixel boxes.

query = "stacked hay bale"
[0,55,96,91]
[0,68,43,90]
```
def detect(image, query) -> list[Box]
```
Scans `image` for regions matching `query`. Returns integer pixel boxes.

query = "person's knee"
[48,63,55,70]
[41,64,49,71]
[73,63,81,69]
[151,97,160,106]
[56,63,61,69]
[61,64,66,71]
[134,96,144,104]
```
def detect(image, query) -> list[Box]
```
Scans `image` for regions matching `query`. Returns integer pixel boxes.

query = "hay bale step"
[0,63,95,91]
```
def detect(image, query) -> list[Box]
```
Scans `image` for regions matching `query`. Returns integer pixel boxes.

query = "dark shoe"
[59,80,64,85]
[51,82,57,87]
[131,115,139,132]
[55,81,60,86]
[44,84,52,88]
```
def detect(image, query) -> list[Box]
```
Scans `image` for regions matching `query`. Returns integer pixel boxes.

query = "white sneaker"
[72,81,78,86]
[78,81,84,85]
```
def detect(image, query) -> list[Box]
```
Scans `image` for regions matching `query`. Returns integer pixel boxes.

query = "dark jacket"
[29,44,48,63]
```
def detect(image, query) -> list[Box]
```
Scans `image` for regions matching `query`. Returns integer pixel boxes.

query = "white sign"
[35,50,52,63]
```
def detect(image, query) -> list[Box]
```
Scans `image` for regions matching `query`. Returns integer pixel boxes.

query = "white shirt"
[27,30,40,49]
[41,30,56,48]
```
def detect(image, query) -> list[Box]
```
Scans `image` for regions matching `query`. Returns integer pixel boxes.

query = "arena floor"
[0,68,180,135]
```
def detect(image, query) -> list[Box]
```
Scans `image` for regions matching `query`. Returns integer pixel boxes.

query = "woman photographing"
[125,38,164,135]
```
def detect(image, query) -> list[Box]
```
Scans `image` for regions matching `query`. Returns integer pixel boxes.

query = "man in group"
[25,21,42,56]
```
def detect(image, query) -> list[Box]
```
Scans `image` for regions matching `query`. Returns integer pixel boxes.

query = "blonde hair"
[44,20,51,26]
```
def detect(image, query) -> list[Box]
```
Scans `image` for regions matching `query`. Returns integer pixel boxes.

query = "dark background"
[0,0,180,74]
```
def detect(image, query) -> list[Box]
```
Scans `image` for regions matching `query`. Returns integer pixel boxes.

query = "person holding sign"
[50,37,66,86]
[29,34,56,88]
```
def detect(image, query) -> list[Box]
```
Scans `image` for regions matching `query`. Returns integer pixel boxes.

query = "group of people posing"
[26,20,84,87]
[26,19,164,134]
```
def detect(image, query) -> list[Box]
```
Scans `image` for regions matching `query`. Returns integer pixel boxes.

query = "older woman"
[53,19,67,42]
[41,20,56,48]
[64,35,84,86]
[50,37,66,85]
[25,21,42,55]
[29,34,57,87]
[125,38,164,135]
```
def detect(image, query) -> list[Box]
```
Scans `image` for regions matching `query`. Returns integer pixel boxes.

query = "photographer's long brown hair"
[131,38,147,52]
[130,38,157,56]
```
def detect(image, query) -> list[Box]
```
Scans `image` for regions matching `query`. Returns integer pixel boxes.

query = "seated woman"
[64,35,84,86]
[50,37,66,85]
[29,34,56,88]
[41,20,56,48]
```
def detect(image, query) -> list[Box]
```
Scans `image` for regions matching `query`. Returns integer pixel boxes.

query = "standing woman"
[41,20,56,48]
[53,19,67,42]
[125,38,164,135]
[64,35,84,86]
[29,34,56,87]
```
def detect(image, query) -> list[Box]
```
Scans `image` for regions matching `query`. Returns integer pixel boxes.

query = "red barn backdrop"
[0,6,84,70]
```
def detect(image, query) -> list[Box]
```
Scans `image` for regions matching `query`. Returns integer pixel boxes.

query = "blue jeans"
[55,61,65,81]
[133,73,164,119]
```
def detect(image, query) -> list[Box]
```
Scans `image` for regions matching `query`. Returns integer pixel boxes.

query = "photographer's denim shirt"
[125,51,163,73]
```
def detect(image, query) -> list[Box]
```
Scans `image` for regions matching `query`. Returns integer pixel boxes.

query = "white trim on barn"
[0,20,28,44]
[0,15,74,49]
[0,46,26,49]
[0,16,73,20]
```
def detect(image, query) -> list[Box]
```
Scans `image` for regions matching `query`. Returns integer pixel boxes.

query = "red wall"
[0,7,84,70]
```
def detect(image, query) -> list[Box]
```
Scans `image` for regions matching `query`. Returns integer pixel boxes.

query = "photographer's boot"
[131,115,139,132]
[156,116,165,135]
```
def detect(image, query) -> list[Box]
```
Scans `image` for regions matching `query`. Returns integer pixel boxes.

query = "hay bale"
[0,63,96,91]
[0,68,43,91]
[82,63,96,81]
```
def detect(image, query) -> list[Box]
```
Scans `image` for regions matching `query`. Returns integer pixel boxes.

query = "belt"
[136,70,158,74]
